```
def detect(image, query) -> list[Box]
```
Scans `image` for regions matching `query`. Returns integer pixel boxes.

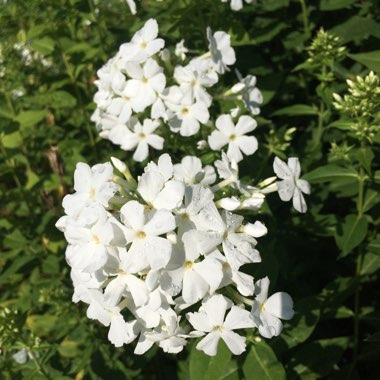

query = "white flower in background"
[108,117,164,162]
[208,114,258,163]
[231,71,263,115]
[125,0,137,15]
[187,294,255,356]
[221,0,254,11]
[273,157,311,213]
[175,39,189,61]
[119,18,164,63]
[62,162,117,217]
[250,277,294,339]
[207,28,236,74]
[173,156,216,186]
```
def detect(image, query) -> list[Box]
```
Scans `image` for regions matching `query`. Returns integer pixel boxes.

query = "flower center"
[222,262,230,272]
[213,325,223,333]
[93,235,101,244]
[181,213,190,221]
[137,231,146,239]
[184,260,193,269]
[140,41,147,49]
[139,132,146,139]
[229,134,237,141]
[88,187,96,199]
[260,303,266,312]
[142,77,149,84]
[181,107,189,116]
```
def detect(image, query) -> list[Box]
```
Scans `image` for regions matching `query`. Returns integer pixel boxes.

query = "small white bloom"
[108,117,164,162]
[208,114,258,163]
[250,277,294,339]
[207,28,236,74]
[175,39,189,61]
[173,156,216,186]
[273,157,310,213]
[187,294,255,356]
[119,19,165,63]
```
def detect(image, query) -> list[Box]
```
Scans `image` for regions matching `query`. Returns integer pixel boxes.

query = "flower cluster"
[56,147,310,355]
[91,19,262,162]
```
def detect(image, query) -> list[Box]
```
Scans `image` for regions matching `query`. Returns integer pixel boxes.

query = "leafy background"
[0,0,379,379]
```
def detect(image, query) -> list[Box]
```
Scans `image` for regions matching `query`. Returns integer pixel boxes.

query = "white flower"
[250,277,294,339]
[207,28,236,74]
[208,114,258,163]
[231,71,263,115]
[108,117,164,162]
[123,59,166,112]
[120,200,175,272]
[187,294,255,356]
[166,87,210,136]
[119,19,164,63]
[173,156,216,186]
[175,39,189,61]
[273,157,311,213]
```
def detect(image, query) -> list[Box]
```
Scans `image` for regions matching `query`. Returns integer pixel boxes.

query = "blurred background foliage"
[0,0,380,378]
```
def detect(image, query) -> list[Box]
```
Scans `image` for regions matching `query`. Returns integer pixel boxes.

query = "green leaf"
[356,148,374,175]
[363,189,379,213]
[280,297,320,348]
[189,340,237,380]
[288,337,349,379]
[1,131,23,148]
[320,0,357,10]
[272,104,318,117]
[27,315,58,336]
[242,341,286,380]
[328,119,353,130]
[303,164,358,183]
[361,252,380,275]
[30,37,55,54]
[331,16,380,43]
[349,51,380,73]
[261,0,289,11]
[15,110,47,129]
[335,214,368,257]
[368,235,380,255]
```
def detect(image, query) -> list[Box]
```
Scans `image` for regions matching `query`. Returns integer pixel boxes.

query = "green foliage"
[0,0,379,378]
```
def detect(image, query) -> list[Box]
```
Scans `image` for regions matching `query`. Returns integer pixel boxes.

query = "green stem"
[352,168,366,368]
[299,0,310,37]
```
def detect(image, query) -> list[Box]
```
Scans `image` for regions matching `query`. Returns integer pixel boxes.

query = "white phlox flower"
[119,19,164,63]
[207,28,236,74]
[208,114,258,163]
[250,277,294,338]
[273,156,311,213]
[175,39,189,61]
[187,294,255,356]
[108,117,164,162]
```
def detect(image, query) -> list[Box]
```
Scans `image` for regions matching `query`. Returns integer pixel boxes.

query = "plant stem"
[299,0,310,37]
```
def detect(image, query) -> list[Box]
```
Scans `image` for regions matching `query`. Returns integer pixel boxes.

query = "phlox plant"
[56,19,310,357]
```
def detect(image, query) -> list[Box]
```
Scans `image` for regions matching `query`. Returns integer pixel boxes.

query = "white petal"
[265,292,294,320]
[120,200,146,231]
[292,187,308,213]
[138,171,164,205]
[297,179,311,195]
[196,331,220,356]
[153,180,185,210]
[182,270,208,304]
[235,115,257,135]
[202,294,231,327]
[277,179,295,202]
[144,209,176,236]
[187,311,213,332]
[273,156,292,179]
[258,312,283,338]
[220,330,246,355]
[288,157,301,178]
[224,306,255,330]
[236,135,258,156]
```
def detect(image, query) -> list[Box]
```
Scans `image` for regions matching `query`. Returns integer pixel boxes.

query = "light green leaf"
[303,164,358,183]
[15,110,47,129]
[361,252,380,275]
[1,131,23,148]
[335,214,368,257]
[356,148,374,175]
[27,315,58,336]
[261,0,289,11]
[349,51,380,73]
[31,37,55,54]
[242,341,286,380]
[272,104,318,117]
[320,0,357,10]
[189,340,236,380]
